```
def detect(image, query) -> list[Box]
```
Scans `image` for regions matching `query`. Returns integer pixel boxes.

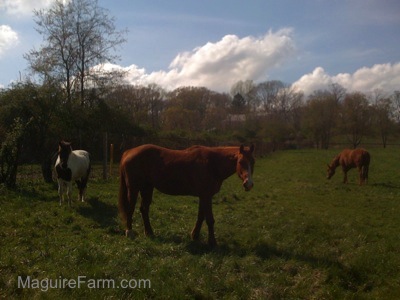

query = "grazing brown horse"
[119,144,255,247]
[326,148,370,185]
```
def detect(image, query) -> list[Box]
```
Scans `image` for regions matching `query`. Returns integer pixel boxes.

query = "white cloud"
[120,29,296,92]
[0,0,55,16]
[293,63,400,96]
[0,25,19,57]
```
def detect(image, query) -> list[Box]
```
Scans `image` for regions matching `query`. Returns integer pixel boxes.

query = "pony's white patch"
[55,149,90,206]
[247,165,254,187]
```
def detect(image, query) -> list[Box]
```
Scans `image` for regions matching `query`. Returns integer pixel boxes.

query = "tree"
[390,91,400,123]
[253,80,285,113]
[25,0,127,105]
[303,90,339,149]
[370,90,395,148]
[329,83,346,103]
[231,93,246,114]
[230,80,256,111]
[340,92,371,148]
[164,87,214,132]
[0,81,66,182]
[0,118,31,188]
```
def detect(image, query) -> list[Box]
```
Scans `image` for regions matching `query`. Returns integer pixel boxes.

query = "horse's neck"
[214,147,238,180]
[330,155,341,169]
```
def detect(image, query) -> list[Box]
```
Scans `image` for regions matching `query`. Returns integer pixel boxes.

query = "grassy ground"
[1,147,400,299]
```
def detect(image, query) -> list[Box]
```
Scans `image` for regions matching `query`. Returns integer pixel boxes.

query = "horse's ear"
[59,140,72,150]
[239,144,244,154]
[250,144,255,153]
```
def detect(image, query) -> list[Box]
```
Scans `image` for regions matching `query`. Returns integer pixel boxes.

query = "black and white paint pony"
[55,141,91,206]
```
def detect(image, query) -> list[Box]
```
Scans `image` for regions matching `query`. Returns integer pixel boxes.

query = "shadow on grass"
[253,241,373,293]
[76,197,119,232]
[12,181,58,203]
[184,238,372,293]
[371,182,400,189]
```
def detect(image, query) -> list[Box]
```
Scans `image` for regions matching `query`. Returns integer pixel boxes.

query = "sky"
[0,0,399,96]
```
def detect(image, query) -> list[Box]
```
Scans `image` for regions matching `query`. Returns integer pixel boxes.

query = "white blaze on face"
[246,165,254,188]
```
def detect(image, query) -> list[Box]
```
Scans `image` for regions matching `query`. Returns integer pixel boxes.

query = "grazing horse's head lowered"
[58,140,72,169]
[326,163,336,179]
[237,144,255,191]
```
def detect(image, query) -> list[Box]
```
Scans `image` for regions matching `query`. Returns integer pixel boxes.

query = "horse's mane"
[329,155,341,169]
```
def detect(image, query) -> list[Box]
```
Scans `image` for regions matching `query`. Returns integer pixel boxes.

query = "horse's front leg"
[66,182,72,206]
[342,167,348,184]
[58,180,64,206]
[191,200,205,241]
[202,197,217,247]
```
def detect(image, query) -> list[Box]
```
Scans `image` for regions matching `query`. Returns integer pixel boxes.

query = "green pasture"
[1,147,400,299]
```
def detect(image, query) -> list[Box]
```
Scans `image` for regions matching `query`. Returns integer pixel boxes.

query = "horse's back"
[342,148,370,167]
[121,144,166,169]
[120,144,223,196]
[69,150,90,179]
[74,149,89,156]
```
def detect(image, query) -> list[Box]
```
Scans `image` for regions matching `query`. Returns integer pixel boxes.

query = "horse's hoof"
[191,231,200,241]
[144,230,154,237]
[125,230,135,239]
[208,239,217,248]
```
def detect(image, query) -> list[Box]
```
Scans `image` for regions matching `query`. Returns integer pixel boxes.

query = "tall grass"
[1,147,400,298]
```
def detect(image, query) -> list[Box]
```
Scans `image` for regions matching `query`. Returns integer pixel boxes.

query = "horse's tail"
[362,151,370,183]
[118,165,128,224]
[86,153,91,179]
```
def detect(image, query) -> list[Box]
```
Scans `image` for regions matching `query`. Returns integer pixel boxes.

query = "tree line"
[1,0,400,187]
[1,79,400,186]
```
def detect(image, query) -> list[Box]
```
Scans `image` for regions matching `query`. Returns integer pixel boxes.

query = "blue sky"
[1,0,399,95]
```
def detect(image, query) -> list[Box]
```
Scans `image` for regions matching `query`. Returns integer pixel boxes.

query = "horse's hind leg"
[140,185,154,237]
[125,187,139,238]
[357,167,363,185]
[362,165,369,185]
[81,164,91,202]
[76,180,83,201]
[77,175,89,202]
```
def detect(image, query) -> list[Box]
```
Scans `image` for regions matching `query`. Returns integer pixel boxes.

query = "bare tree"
[253,80,285,113]
[390,91,400,123]
[370,90,395,148]
[340,92,371,148]
[329,82,346,103]
[230,80,257,111]
[25,0,127,106]
[303,90,339,149]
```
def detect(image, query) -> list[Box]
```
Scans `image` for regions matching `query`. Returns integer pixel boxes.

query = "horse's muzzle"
[243,179,254,191]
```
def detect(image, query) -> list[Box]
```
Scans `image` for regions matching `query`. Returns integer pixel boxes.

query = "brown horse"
[119,144,255,247]
[326,148,370,185]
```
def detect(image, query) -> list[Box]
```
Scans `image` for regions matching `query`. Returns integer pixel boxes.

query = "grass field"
[1,147,400,299]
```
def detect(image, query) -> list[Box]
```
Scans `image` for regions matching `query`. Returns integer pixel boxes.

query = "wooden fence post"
[103,132,108,180]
